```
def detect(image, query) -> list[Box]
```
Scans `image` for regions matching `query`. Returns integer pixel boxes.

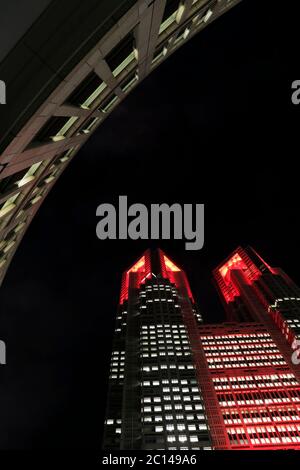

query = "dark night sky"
[0,0,299,449]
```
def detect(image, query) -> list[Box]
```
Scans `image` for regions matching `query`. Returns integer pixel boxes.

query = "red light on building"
[250,247,277,275]
[159,249,194,302]
[105,249,209,450]
[119,250,194,304]
[215,247,262,305]
[107,247,300,450]
[219,253,246,284]
[214,246,300,333]
[197,323,300,450]
[163,255,180,272]
[119,251,151,304]
[129,256,145,273]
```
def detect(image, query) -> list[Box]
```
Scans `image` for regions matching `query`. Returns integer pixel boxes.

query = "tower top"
[119,249,194,304]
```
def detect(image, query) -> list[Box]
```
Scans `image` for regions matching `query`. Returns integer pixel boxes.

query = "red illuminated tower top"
[214,246,263,306]
[213,246,300,344]
[119,249,194,305]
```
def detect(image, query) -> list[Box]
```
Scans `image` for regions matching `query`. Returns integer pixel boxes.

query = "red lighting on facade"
[159,250,194,302]
[119,252,151,304]
[128,256,145,273]
[251,247,277,275]
[214,247,261,304]
[198,323,300,450]
[163,255,180,272]
[109,247,300,450]
[119,250,196,305]
[219,253,247,284]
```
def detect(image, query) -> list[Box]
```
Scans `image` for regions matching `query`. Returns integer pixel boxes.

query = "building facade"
[104,247,300,450]
[198,322,300,449]
[103,249,211,450]
[195,246,300,449]
[213,246,300,346]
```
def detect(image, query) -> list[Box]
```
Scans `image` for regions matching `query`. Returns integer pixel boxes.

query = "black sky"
[0,0,299,449]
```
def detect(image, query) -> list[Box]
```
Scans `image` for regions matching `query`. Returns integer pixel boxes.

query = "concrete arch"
[0,0,241,285]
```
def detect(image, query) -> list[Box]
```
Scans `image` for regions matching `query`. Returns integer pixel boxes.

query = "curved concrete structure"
[0,0,241,285]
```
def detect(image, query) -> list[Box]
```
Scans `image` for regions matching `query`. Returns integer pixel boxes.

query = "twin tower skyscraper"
[103,247,300,450]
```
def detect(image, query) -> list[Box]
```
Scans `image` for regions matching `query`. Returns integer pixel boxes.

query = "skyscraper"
[213,246,300,345]
[195,246,300,449]
[103,249,211,450]
[104,247,300,450]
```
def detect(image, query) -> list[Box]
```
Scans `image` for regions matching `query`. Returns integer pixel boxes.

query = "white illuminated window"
[199,424,208,430]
